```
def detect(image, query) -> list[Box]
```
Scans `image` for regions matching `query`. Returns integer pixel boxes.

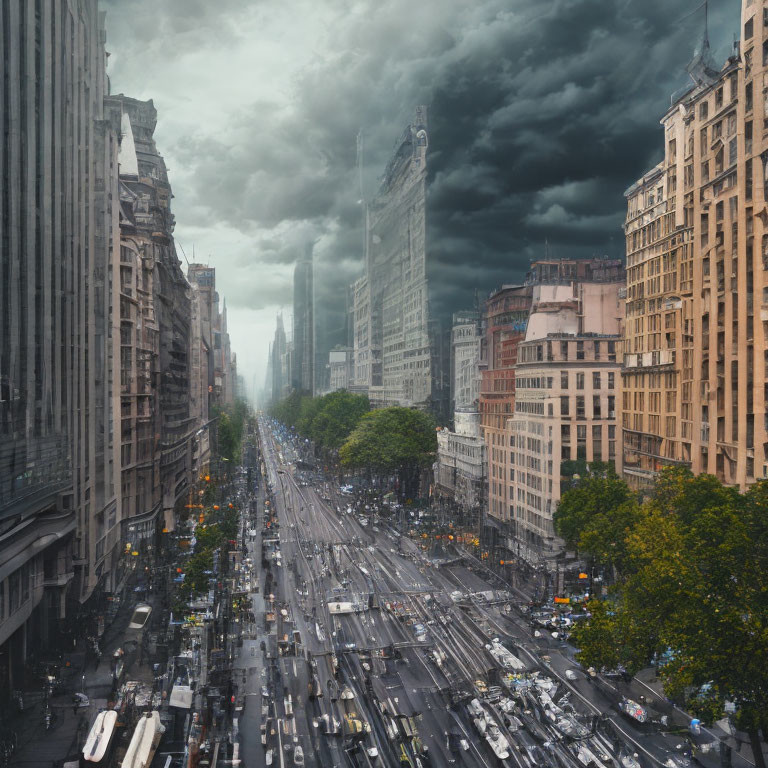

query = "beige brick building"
[621,2,768,490]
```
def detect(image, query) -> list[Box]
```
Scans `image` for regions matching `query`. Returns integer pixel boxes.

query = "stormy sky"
[102,0,738,401]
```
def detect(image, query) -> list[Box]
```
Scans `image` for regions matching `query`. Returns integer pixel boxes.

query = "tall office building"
[0,1,120,688]
[351,107,433,409]
[293,245,314,394]
[621,3,768,490]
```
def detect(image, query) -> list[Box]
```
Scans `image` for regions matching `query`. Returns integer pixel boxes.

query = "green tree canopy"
[340,407,437,472]
[553,465,638,571]
[307,391,370,449]
[215,398,251,464]
[269,390,370,451]
[339,406,437,499]
[570,467,768,767]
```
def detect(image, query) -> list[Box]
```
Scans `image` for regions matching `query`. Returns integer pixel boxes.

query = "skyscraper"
[271,314,290,403]
[351,107,433,409]
[292,245,314,394]
[0,0,120,688]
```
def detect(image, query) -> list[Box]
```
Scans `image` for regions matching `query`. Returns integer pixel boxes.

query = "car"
[565,669,579,681]
[344,642,357,650]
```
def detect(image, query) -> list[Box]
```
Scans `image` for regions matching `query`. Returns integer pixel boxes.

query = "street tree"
[553,466,638,573]
[307,391,369,450]
[571,468,768,767]
[339,406,437,499]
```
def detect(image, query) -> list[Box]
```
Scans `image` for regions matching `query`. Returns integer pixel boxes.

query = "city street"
[238,417,749,768]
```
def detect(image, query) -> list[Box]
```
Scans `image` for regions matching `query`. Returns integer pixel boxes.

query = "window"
[746,81,753,113]
[594,341,601,360]
[576,341,585,360]
[561,371,568,389]
[593,395,602,419]
[700,101,708,120]
[576,396,585,419]
[593,372,601,390]
[715,87,723,109]
[745,16,754,40]
[560,341,568,359]
[560,396,570,416]
[576,373,584,390]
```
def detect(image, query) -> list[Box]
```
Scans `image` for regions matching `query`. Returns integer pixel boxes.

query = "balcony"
[43,571,75,588]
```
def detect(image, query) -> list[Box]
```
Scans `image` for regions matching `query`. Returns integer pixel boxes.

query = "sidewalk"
[10,592,163,768]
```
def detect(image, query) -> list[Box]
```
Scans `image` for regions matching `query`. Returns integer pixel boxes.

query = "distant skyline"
[102,0,738,400]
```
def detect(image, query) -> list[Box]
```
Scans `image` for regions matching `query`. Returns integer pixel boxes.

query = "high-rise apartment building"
[351,107,433,409]
[293,246,314,394]
[0,1,120,689]
[507,270,622,560]
[621,4,768,490]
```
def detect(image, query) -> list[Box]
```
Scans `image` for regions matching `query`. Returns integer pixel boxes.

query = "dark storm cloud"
[102,0,739,388]
[423,0,737,318]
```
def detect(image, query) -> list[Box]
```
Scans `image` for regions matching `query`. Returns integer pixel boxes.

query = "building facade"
[479,286,533,531]
[621,3,768,490]
[434,410,487,525]
[292,247,314,394]
[450,311,482,415]
[352,107,434,409]
[507,278,622,560]
[270,314,291,404]
[328,347,354,392]
[0,0,119,689]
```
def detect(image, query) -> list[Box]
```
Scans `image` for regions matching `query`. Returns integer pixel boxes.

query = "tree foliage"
[340,407,437,471]
[270,390,370,451]
[553,464,639,572]
[570,467,768,766]
[215,398,250,464]
[339,407,437,498]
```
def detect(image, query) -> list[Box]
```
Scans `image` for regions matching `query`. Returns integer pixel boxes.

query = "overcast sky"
[102,0,738,401]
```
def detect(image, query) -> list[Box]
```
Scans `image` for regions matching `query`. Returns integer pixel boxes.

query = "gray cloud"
[102,0,739,395]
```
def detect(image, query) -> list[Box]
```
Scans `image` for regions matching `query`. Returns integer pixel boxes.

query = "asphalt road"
[238,418,747,768]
